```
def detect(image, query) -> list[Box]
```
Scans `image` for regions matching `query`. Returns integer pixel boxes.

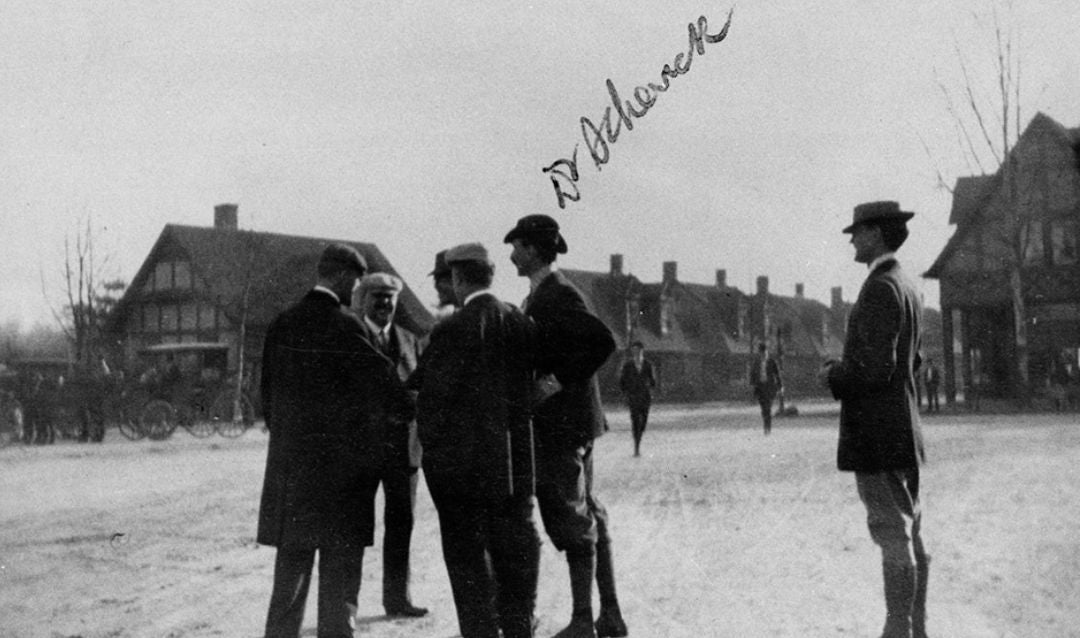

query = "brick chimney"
[662,261,677,284]
[831,286,843,310]
[610,254,623,276]
[715,269,727,288]
[756,275,769,296]
[214,203,238,231]
[795,283,804,298]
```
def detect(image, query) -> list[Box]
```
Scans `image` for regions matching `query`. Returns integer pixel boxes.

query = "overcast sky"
[2,1,1078,329]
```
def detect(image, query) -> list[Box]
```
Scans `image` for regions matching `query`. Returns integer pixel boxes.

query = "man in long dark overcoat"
[257,244,414,638]
[505,215,626,638]
[618,341,657,457]
[820,201,930,638]
[412,242,540,638]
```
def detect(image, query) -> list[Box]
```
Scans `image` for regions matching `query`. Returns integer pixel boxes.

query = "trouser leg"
[316,546,364,638]
[552,545,596,638]
[381,467,418,610]
[489,496,540,638]
[265,547,315,638]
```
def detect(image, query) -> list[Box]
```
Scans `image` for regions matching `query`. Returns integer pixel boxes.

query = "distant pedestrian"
[923,359,941,413]
[819,201,930,638]
[619,341,656,457]
[749,343,783,435]
[412,242,540,638]
[257,244,415,638]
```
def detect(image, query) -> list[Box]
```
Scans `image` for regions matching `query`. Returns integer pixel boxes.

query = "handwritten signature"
[542,10,733,209]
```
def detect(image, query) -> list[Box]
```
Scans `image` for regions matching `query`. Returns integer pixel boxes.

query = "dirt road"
[1,404,1077,637]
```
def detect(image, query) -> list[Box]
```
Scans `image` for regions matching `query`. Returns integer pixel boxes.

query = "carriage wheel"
[183,404,216,439]
[211,392,255,438]
[140,400,177,441]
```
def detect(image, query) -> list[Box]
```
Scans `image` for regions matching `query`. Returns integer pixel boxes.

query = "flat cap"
[444,242,493,267]
[503,214,568,254]
[317,243,367,274]
[429,249,451,277]
[843,201,915,233]
[358,272,403,295]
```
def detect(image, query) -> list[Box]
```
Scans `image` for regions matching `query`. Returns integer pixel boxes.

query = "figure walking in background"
[750,343,783,435]
[819,201,931,638]
[619,340,656,457]
[923,359,941,413]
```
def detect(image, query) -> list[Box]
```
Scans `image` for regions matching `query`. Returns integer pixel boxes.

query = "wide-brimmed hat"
[445,242,494,267]
[842,201,915,233]
[503,214,568,254]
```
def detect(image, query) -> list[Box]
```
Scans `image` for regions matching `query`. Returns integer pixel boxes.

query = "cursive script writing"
[543,10,733,209]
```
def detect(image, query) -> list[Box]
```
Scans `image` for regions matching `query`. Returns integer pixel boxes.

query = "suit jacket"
[619,359,656,407]
[358,320,424,469]
[413,292,536,502]
[257,290,414,549]
[749,354,782,399]
[525,271,616,450]
[827,258,924,473]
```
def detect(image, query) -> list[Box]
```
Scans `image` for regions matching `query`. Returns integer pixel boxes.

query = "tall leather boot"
[553,550,597,638]
[593,540,627,637]
[912,555,930,638]
[880,562,916,638]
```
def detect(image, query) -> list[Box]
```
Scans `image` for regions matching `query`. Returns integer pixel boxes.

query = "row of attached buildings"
[100,112,1079,408]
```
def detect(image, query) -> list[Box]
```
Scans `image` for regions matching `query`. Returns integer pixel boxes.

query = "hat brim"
[842,211,914,233]
[504,228,569,254]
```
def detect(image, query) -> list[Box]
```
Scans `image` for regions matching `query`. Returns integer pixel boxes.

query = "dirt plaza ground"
[1,401,1078,638]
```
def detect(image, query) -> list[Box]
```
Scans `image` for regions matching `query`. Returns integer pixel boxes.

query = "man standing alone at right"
[505,214,626,638]
[819,201,930,638]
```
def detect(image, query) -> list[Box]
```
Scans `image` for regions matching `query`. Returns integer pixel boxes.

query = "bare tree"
[934,1,1035,400]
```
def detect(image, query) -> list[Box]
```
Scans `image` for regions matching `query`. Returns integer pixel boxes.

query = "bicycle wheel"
[140,400,177,441]
[212,392,255,438]
[117,416,146,441]
[183,403,215,439]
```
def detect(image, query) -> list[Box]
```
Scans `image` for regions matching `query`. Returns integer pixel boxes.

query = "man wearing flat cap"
[412,242,541,638]
[258,244,415,638]
[352,272,428,618]
[504,215,626,638]
[818,201,931,638]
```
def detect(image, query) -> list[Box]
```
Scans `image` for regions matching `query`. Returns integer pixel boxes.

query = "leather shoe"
[384,603,429,618]
[553,614,596,638]
[595,606,628,637]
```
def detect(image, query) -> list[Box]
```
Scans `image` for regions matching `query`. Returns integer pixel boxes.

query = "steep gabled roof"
[108,224,433,335]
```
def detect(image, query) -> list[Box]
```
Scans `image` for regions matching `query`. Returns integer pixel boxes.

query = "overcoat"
[619,359,656,409]
[413,293,537,502]
[525,271,615,450]
[256,290,413,549]
[827,258,924,472]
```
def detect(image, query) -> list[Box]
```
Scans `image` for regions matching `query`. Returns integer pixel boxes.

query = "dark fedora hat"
[843,201,915,233]
[503,214,568,254]
[317,243,367,275]
[429,249,451,277]
[445,242,494,267]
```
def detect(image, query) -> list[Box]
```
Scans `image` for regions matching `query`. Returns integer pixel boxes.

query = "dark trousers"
[264,545,364,638]
[380,465,419,609]
[755,391,775,434]
[427,478,540,638]
[926,385,940,412]
[628,400,650,453]
[535,442,609,551]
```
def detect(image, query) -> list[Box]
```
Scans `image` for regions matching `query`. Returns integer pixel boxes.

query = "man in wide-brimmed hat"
[819,201,930,638]
[504,214,627,638]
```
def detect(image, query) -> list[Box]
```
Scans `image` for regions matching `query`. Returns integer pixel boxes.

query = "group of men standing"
[257,215,628,638]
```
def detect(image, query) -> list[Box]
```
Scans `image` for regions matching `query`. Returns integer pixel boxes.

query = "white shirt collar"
[313,285,340,304]
[528,264,556,292]
[464,289,496,306]
[868,252,897,272]
[363,315,391,339]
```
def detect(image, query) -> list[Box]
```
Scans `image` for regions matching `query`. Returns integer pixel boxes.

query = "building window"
[174,261,192,289]
[161,304,178,331]
[154,262,172,290]
[180,303,198,331]
[1022,221,1045,265]
[1050,219,1078,265]
[199,304,216,330]
[143,304,160,332]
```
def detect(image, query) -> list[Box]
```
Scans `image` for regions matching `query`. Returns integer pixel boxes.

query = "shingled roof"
[108,224,433,336]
